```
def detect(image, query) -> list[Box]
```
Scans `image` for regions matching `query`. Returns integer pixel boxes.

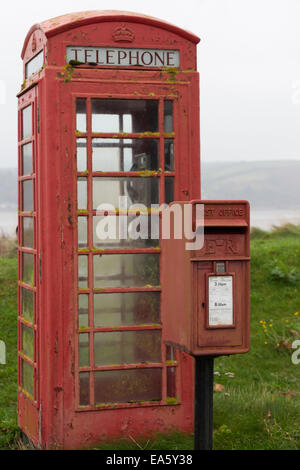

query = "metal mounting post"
[194,356,214,450]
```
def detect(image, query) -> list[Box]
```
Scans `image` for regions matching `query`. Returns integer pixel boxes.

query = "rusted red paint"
[162,201,250,356]
[18,11,200,449]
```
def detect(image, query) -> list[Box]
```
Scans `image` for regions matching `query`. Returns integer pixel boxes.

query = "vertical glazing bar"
[86,97,95,406]
[159,98,165,204]
[158,98,166,402]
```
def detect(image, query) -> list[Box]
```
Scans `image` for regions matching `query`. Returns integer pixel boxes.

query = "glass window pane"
[22,143,33,175]
[94,330,161,366]
[23,253,34,285]
[22,217,34,248]
[77,178,87,210]
[25,50,44,79]
[164,140,174,171]
[94,253,160,288]
[78,255,88,288]
[123,114,132,133]
[164,101,173,133]
[93,214,159,249]
[22,324,34,360]
[94,369,162,404]
[92,99,158,133]
[22,105,32,140]
[165,177,174,204]
[77,138,87,172]
[22,360,34,397]
[92,139,159,172]
[23,180,33,212]
[78,294,89,328]
[78,216,88,248]
[76,98,86,133]
[79,372,90,406]
[166,345,176,362]
[94,292,160,327]
[79,333,89,367]
[93,177,159,209]
[22,288,34,323]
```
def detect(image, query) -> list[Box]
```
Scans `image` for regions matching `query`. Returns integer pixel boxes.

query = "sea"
[1,209,300,237]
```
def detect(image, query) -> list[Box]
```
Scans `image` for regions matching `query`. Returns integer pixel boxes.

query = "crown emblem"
[112,25,135,43]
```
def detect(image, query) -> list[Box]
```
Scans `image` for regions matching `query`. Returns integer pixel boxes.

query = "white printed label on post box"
[208,276,233,326]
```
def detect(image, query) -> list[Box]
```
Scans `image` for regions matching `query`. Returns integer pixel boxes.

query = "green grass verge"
[0,258,19,448]
[0,228,299,449]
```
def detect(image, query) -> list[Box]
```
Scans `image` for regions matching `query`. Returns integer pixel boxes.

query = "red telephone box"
[17,11,201,448]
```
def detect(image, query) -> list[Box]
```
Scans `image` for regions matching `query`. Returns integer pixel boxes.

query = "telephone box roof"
[21,10,200,59]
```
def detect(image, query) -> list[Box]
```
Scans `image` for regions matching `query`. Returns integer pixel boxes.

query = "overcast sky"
[1,0,300,168]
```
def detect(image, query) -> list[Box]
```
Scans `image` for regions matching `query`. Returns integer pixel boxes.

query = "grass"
[0,225,300,450]
[0,257,19,448]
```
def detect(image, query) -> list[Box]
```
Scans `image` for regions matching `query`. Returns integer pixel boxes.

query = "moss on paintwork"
[162,67,179,82]
[20,388,34,402]
[37,65,46,79]
[138,132,160,138]
[136,170,158,177]
[60,64,74,82]
[164,132,175,138]
[75,130,83,136]
[166,397,178,405]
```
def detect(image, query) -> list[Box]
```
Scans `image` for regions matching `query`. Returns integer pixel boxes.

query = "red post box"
[162,200,250,356]
[17,11,201,448]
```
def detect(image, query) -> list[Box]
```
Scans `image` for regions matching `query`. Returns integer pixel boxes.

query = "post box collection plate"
[208,275,233,327]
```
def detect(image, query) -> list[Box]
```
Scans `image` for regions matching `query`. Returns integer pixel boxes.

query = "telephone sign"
[66,46,180,67]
